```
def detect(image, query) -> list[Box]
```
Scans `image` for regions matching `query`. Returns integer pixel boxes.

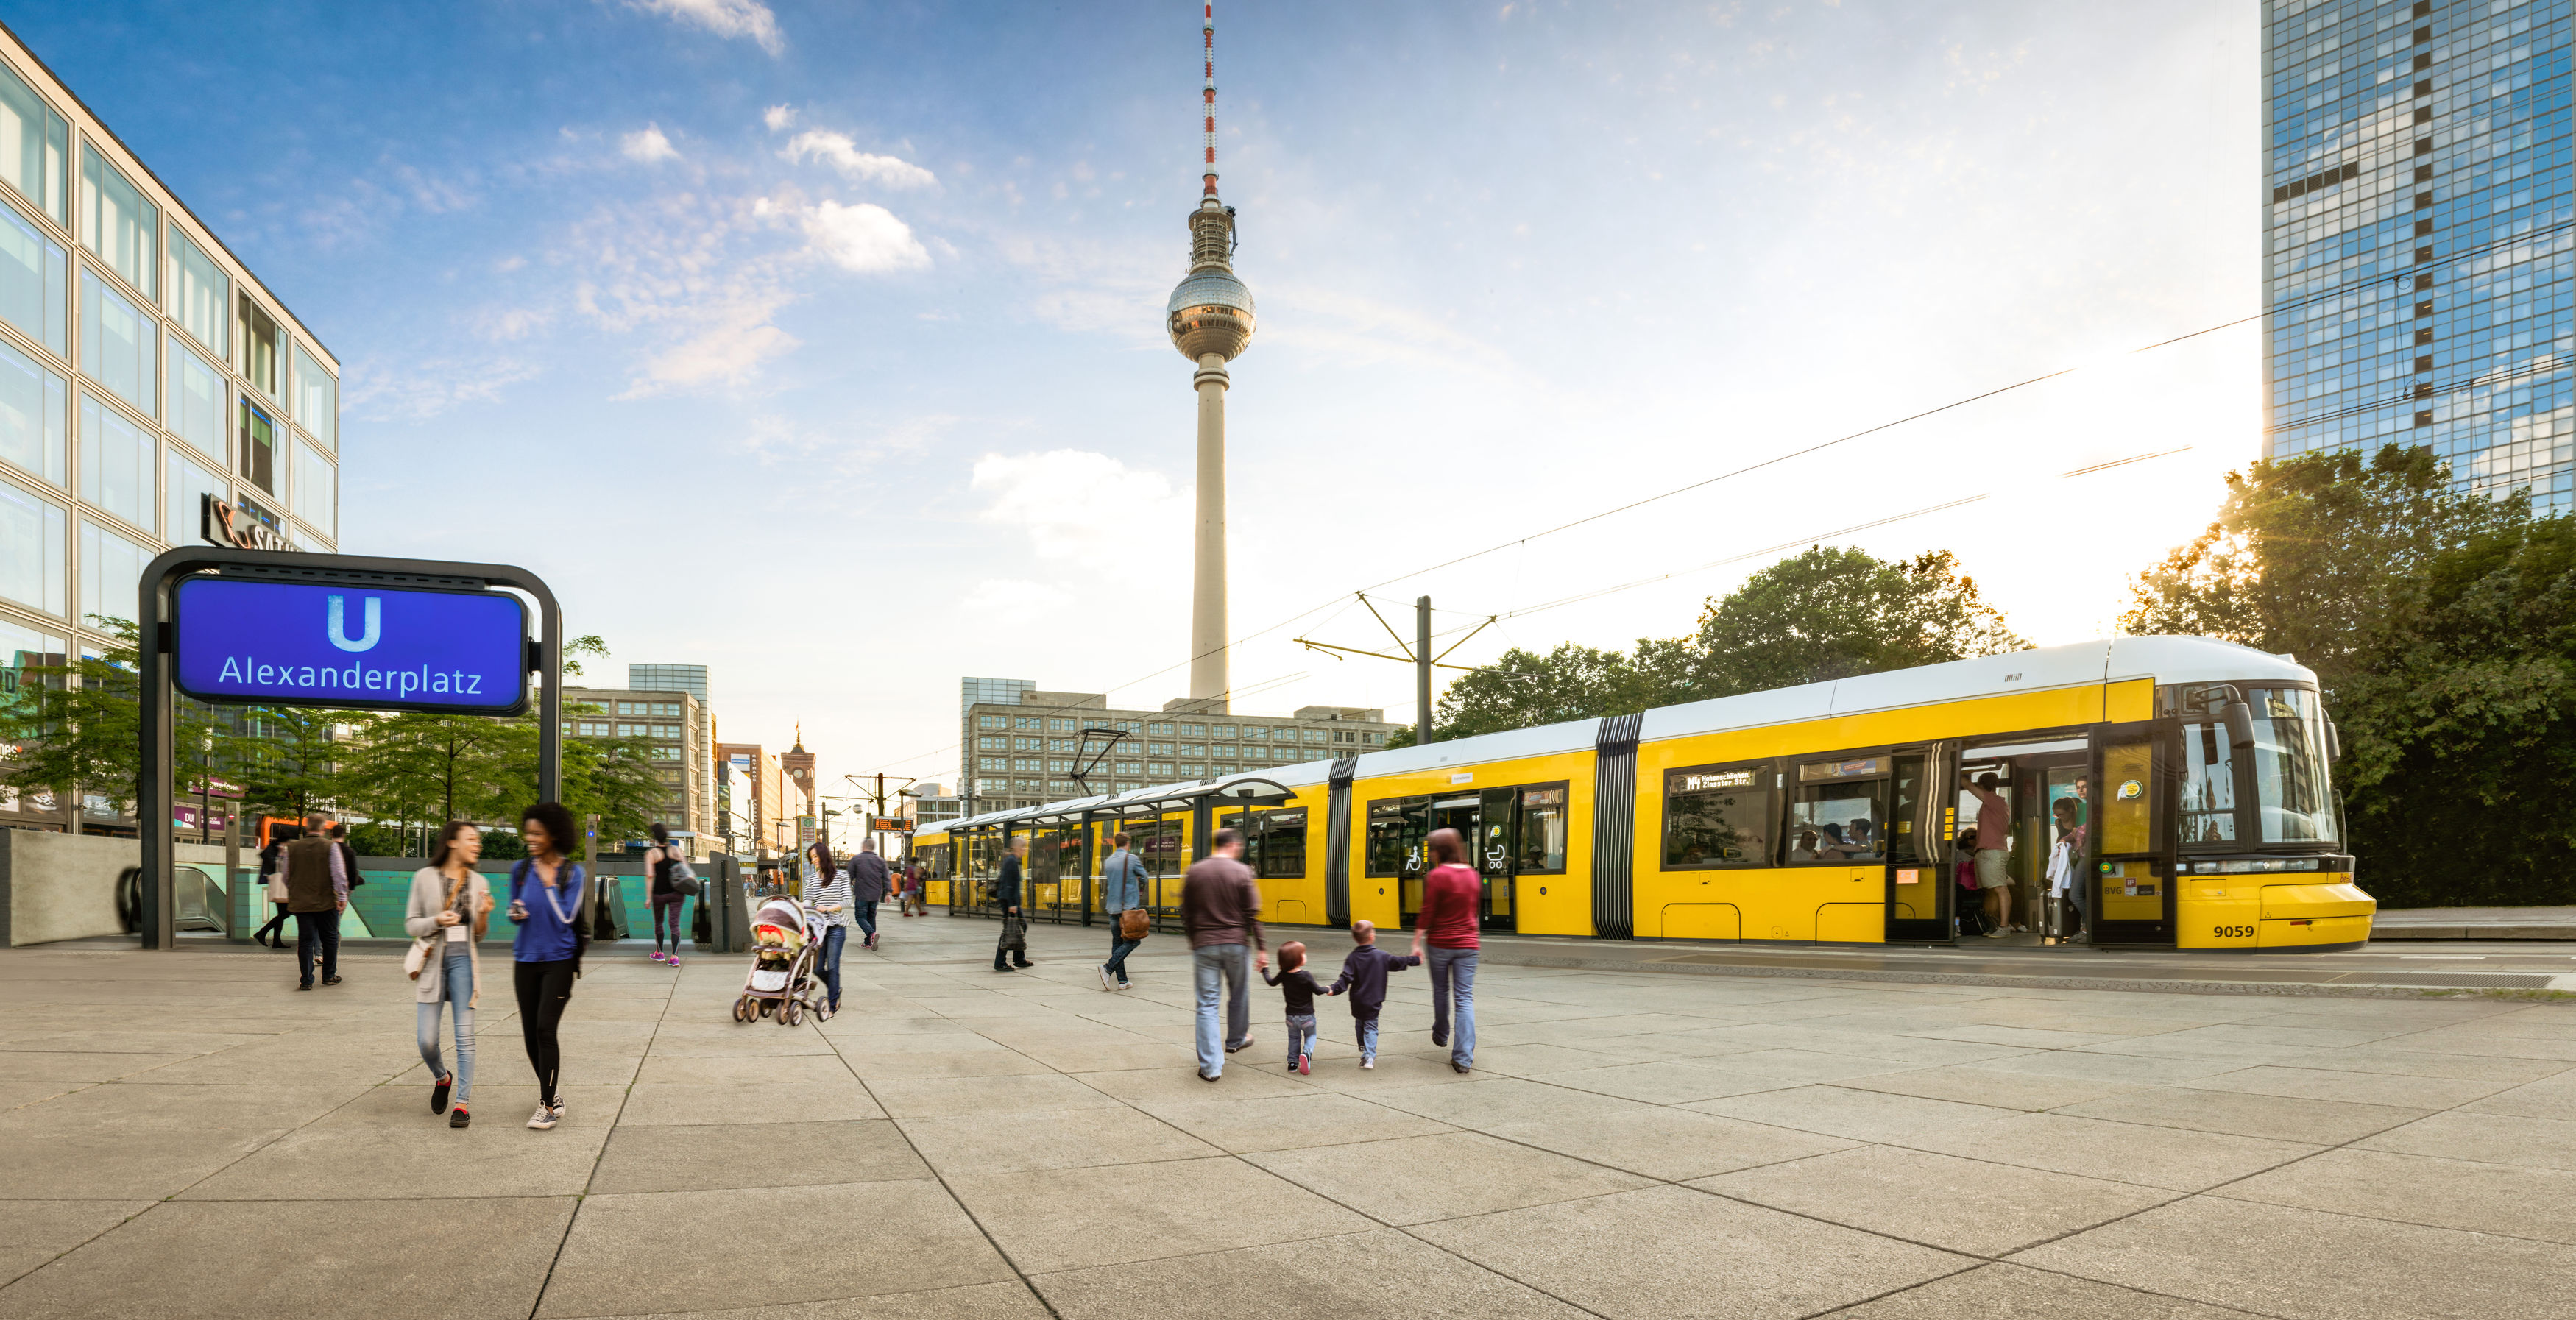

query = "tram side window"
[1262,811,1308,878]
[1366,799,1423,876]
[2180,721,2237,843]
[1663,767,1772,868]
[1518,787,1568,873]
[1789,758,1888,862]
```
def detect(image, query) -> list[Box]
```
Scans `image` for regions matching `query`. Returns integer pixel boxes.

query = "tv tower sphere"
[1167,205,1256,362]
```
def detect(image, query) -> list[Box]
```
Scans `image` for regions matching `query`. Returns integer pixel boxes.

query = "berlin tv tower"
[1167,0,1255,712]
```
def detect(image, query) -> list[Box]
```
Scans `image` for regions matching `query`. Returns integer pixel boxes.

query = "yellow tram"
[911,636,2371,951]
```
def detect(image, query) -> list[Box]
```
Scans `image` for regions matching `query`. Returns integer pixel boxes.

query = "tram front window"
[2250,686,2337,844]
[2179,721,2237,843]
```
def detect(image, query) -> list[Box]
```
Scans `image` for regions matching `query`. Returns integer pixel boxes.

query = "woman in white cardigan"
[406,822,493,1129]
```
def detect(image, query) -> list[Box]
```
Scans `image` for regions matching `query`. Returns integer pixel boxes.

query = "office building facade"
[563,686,707,855]
[2263,0,2572,507]
[0,24,340,834]
[959,678,1396,812]
[628,663,714,845]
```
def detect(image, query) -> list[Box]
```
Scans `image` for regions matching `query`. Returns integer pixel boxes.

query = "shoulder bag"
[671,849,702,897]
[999,912,1029,952]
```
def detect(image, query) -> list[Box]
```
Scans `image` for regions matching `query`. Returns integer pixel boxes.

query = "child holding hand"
[1262,941,1334,1075]
[1328,920,1419,1069]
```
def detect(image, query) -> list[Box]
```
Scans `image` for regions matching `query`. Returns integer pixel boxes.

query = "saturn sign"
[172,577,531,714]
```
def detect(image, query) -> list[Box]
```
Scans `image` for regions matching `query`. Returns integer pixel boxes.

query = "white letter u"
[327,595,381,653]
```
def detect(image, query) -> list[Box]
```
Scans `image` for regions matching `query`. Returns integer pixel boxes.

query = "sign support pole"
[138,546,562,951]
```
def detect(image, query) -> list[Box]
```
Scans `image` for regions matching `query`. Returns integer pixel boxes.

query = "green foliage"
[0,617,241,826]
[232,705,362,822]
[340,711,526,837]
[2123,444,2570,908]
[1420,546,2024,741]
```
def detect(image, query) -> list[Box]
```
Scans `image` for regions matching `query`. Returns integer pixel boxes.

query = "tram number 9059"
[2212,925,2257,940]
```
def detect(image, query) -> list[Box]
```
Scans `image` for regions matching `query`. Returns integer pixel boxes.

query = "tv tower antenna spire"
[1167,0,1255,712]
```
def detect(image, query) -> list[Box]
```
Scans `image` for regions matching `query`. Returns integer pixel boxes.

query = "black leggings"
[255,902,289,944]
[514,959,576,1107]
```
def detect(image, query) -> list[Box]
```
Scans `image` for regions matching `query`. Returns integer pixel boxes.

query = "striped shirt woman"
[805,844,853,1015]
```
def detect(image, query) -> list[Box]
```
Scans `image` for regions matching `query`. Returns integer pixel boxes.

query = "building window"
[1242,726,1267,741]
[236,294,279,399]
[291,342,333,450]
[1179,723,1205,737]
[0,67,66,227]
[164,447,218,547]
[0,337,64,487]
[1047,717,1075,732]
[1149,722,1173,735]
[1180,742,1205,756]
[1214,725,1236,739]
[236,397,277,494]
[0,194,62,358]
[78,273,154,418]
[291,439,332,537]
[977,736,1002,750]
[1148,762,1174,776]
[77,519,147,625]
[0,478,64,616]
[1147,742,1173,755]
[166,337,222,463]
[77,394,150,532]
[78,146,155,300]
[169,230,227,358]
[979,715,1002,729]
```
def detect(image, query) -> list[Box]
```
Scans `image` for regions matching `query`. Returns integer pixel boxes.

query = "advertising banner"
[172,577,529,714]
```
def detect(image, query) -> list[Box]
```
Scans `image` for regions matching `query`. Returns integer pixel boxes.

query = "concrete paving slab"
[538,1181,1011,1317]
[1030,1227,1588,1319]
[0,1051,194,1082]
[618,1080,885,1124]
[1131,1090,1457,1153]
[949,1155,1373,1273]
[1247,1129,1655,1225]
[1694,1145,2175,1256]
[1412,1183,1970,1320]
[1828,1262,2257,1319]
[1066,1064,1319,1103]
[2458,1067,2576,1119]
[2015,1195,2576,1320]
[571,1279,1057,1319]
[0,1196,572,1320]
[1684,1084,2022,1143]
[2274,1046,2573,1083]
[2175,1062,2519,1110]
[180,1107,615,1199]
[866,1071,1128,1118]
[1908,1113,2321,1192]
[898,1103,1222,1175]
[0,1200,149,1288]
[590,1118,930,1193]
[2217,1146,2576,1243]
[2051,1085,2431,1144]
[633,1052,854,1085]
[2357,1110,2576,1171]
[1832,1064,2151,1111]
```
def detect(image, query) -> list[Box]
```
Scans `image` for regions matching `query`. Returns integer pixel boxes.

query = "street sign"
[871,816,907,832]
[172,577,528,714]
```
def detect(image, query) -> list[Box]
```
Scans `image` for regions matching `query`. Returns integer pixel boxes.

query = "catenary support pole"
[1417,595,1434,745]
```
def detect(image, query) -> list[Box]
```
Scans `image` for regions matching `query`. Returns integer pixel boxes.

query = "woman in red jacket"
[1411,827,1482,1074]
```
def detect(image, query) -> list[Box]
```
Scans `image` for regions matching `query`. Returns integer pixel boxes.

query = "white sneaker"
[527,1104,559,1130]
[1361,1057,1376,1069]
[1098,965,1115,991]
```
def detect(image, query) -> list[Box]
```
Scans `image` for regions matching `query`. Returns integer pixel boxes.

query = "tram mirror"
[2324,716,2342,763]
[2222,699,2256,753]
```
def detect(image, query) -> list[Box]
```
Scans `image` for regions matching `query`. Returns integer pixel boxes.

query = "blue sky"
[10,0,2262,789]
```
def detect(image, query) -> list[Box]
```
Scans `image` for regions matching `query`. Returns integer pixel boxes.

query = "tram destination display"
[172,577,530,715]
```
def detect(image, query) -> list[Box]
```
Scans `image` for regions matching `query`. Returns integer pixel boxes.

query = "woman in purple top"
[509,802,587,1132]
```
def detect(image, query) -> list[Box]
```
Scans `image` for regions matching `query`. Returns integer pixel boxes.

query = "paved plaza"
[1,918,2572,1320]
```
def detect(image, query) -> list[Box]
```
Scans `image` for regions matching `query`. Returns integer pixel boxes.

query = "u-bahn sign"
[172,577,530,715]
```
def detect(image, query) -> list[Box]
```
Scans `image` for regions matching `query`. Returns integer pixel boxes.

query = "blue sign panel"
[173,578,529,714]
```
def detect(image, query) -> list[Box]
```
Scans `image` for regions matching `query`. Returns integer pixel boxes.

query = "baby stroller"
[733,895,824,1026]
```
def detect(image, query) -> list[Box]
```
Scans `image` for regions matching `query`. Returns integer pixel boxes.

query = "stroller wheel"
[732,996,749,1023]
[782,998,804,1026]
[757,999,773,1018]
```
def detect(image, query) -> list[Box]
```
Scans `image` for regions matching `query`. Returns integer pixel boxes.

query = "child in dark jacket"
[1328,920,1419,1068]
[1262,942,1334,1074]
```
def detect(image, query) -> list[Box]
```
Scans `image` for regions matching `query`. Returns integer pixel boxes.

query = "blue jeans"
[854,901,878,942]
[1355,1013,1380,1061]
[415,950,475,1104]
[1285,1012,1317,1066]
[818,925,846,1009]
[1105,926,1142,982]
[1427,947,1477,1066]
[1191,943,1252,1076]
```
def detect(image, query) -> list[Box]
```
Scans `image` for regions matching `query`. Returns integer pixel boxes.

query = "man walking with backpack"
[1099,831,1148,991]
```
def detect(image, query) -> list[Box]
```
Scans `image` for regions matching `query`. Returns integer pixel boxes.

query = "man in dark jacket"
[991,837,1033,972]
[326,823,363,891]
[283,813,348,990]
[849,842,891,949]
[1181,828,1266,1079]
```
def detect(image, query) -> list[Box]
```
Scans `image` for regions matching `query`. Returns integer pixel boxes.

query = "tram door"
[2090,722,2177,945]
[1478,787,1518,932]
[1884,744,1953,942]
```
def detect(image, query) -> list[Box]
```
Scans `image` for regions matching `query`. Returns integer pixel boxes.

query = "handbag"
[1119,907,1150,940]
[409,874,473,980]
[999,913,1029,951]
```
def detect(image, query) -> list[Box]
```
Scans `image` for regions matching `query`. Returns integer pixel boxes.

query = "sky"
[9,0,2263,795]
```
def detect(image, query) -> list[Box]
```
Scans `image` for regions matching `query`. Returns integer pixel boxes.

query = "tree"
[0,617,238,831]
[340,711,526,837]
[1691,547,2026,698]
[2120,444,2522,689]
[1404,545,2023,743]
[233,705,364,823]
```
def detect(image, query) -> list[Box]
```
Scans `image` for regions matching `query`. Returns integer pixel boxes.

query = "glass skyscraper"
[2265,0,2572,509]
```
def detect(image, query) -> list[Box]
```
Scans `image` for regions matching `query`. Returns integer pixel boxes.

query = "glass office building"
[0,27,339,833]
[2264,0,2572,508]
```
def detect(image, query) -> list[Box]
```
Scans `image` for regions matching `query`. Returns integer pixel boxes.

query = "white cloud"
[763,104,797,132]
[779,130,937,188]
[629,0,783,55]
[620,124,680,163]
[794,199,931,273]
[345,355,545,422]
[972,450,1189,571]
[618,289,800,397]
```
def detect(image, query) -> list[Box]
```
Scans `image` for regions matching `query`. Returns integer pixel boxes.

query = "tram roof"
[913,637,2303,836]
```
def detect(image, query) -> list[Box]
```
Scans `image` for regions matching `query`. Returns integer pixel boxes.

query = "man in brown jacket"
[283,813,349,990]
[1181,828,1266,1081]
